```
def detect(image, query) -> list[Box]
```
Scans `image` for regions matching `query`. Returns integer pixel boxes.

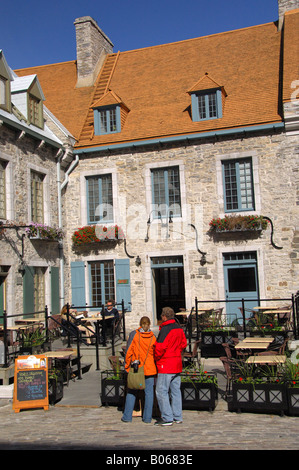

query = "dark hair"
[140,316,151,326]
[161,307,175,319]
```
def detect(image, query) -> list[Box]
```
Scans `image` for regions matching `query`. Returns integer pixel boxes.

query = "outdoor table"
[44,350,76,385]
[235,340,272,350]
[242,338,274,343]
[246,355,286,365]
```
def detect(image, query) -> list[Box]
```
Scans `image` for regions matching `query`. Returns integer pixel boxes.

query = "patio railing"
[0,299,127,372]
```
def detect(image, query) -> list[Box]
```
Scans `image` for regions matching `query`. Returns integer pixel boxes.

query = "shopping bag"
[127,365,145,390]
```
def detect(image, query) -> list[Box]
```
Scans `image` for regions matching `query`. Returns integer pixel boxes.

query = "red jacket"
[154,319,187,373]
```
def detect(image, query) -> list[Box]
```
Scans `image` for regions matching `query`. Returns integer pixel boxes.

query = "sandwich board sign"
[13,355,49,413]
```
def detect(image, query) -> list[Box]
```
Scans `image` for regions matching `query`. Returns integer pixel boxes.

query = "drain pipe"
[57,152,79,309]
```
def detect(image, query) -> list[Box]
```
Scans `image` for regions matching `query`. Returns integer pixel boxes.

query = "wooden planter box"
[286,385,299,416]
[100,370,126,407]
[48,375,64,405]
[229,382,288,415]
[181,374,217,411]
[201,330,238,358]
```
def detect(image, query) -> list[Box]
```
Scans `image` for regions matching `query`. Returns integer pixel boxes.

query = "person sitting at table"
[103,299,120,335]
[60,305,94,345]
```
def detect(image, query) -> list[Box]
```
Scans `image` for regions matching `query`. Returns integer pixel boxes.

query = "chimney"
[278,0,299,29]
[74,16,114,87]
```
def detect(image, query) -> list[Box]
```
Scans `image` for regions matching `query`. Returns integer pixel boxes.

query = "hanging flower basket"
[209,215,268,233]
[72,225,125,246]
[26,223,64,241]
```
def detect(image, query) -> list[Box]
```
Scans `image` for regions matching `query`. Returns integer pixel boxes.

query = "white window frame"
[0,152,13,221]
[215,150,261,217]
[145,160,187,224]
[80,167,119,226]
[27,164,50,224]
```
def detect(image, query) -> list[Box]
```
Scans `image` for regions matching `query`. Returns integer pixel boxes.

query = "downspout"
[57,152,79,309]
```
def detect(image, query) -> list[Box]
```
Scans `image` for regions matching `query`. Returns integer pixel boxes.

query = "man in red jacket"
[154,307,187,426]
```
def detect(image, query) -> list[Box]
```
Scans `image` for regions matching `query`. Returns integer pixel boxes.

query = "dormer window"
[188,73,226,123]
[0,51,12,112]
[95,105,120,135]
[29,93,42,127]
[92,89,129,136]
[0,76,8,109]
[191,89,222,122]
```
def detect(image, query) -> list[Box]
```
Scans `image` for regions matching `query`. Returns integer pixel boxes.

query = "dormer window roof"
[0,50,13,112]
[92,89,129,136]
[11,74,45,129]
[188,73,227,122]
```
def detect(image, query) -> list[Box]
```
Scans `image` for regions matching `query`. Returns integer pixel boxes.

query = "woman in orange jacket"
[121,316,157,423]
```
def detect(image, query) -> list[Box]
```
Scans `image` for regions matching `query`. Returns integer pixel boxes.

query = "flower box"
[287,383,299,416]
[200,330,238,358]
[100,369,126,407]
[209,215,268,233]
[26,223,63,241]
[48,373,64,405]
[72,225,125,246]
[181,373,218,411]
[229,382,288,416]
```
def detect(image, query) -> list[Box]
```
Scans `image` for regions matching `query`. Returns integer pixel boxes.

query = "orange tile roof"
[15,15,297,151]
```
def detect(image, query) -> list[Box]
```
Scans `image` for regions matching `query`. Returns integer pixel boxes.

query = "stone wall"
[63,128,299,329]
[0,124,62,318]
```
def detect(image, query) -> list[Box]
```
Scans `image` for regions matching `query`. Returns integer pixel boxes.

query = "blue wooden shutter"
[23,266,34,315]
[71,261,86,308]
[115,259,131,311]
[50,266,60,314]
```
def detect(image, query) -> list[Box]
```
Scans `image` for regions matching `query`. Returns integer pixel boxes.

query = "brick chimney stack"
[278,0,299,28]
[74,16,114,87]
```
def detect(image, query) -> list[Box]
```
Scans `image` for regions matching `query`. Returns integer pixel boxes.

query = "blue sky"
[1,0,278,70]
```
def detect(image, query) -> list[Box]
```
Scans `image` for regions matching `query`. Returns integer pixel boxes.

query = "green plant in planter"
[182,365,218,385]
[209,215,268,232]
[22,328,46,348]
[280,360,299,387]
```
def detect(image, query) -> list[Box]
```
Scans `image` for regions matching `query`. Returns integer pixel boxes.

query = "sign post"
[13,355,49,413]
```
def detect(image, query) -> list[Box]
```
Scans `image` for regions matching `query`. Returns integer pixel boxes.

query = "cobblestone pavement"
[1,399,299,452]
[2,363,299,455]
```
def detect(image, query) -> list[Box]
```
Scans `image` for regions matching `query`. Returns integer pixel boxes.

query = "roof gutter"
[73,122,285,155]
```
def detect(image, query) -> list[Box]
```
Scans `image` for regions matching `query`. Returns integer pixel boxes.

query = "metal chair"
[182,340,201,367]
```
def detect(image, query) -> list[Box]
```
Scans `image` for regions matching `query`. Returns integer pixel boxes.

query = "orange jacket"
[125,328,157,376]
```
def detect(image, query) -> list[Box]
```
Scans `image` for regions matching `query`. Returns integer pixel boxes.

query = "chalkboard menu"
[13,355,49,413]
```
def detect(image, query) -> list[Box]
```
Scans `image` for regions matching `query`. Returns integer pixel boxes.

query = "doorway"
[151,256,186,322]
[223,252,259,324]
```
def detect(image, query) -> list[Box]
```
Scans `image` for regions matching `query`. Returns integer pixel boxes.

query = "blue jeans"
[122,375,155,423]
[155,373,182,422]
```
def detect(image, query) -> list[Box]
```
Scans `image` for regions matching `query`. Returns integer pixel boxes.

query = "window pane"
[152,167,181,217]
[90,261,115,307]
[0,160,6,219]
[99,110,108,133]
[29,95,40,126]
[239,160,253,209]
[224,161,238,211]
[87,174,113,223]
[168,167,181,216]
[34,267,45,313]
[109,108,117,132]
[208,92,217,118]
[223,159,254,211]
[31,171,44,223]
[0,77,6,106]
[198,94,206,119]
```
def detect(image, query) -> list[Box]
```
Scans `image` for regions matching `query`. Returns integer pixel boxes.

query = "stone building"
[0,51,75,322]
[14,0,299,329]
